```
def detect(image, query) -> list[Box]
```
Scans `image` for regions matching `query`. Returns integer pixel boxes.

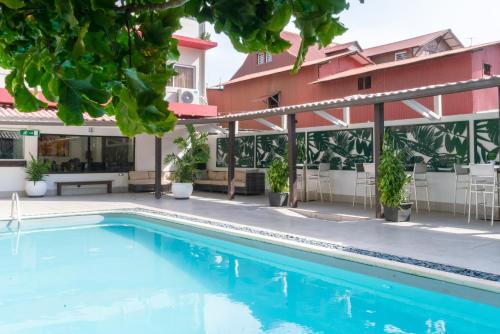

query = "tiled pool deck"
[1,192,499,282]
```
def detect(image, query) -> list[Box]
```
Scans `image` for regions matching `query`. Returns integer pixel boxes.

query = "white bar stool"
[468,163,497,226]
[453,163,469,216]
[409,163,430,213]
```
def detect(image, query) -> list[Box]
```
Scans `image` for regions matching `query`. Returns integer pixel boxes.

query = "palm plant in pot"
[25,154,50,197]
[164,125,209,199]
[377,135,412,222]
[267,158,289,207]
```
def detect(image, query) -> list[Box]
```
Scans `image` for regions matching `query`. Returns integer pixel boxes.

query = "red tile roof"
[312,40,500,84]
[324,41,361,54]
[361,29,461,57]
[223,51,357,85]
[281,31,326,61]
[0,105,115,123]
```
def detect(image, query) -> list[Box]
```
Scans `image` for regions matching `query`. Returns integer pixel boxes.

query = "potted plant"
[377,135,412,221]
[267,158,289,207]
[164,125,209,199]
[25,154,50,197]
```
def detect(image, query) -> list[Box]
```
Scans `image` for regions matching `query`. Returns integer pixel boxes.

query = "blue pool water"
[0,214,499,334]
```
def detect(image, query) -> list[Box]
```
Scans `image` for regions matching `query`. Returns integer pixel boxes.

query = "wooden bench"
[56,180,113,196]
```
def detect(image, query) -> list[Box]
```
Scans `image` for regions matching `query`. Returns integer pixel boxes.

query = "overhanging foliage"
[0,0,350,136]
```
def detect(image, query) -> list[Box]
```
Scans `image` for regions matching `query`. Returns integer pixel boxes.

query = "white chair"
[468,164,497,226]
[453,163,469,216]
[353,163,375,208]
[308,162,333,202]
[409,163,430,213]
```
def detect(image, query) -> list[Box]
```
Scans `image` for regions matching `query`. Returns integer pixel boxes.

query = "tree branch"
[117,0,190,12]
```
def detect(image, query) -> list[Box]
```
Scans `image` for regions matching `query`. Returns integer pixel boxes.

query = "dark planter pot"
[383,203,412,222]
[195,163,207,170]
[268,192,289,207]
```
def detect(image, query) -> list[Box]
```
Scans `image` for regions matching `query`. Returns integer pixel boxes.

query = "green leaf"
[73,21,90,57]
[0,0,24,9]
[57,76,110,125]
[266,1,292,32]
[124,68,158,106]
[55,0,78,28]
[13,87,48,112]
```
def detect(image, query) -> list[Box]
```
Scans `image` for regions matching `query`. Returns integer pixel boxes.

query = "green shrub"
[25,154,50,183]
[377,135,410,208]
[164,125,210,183]
[267,158,288,193]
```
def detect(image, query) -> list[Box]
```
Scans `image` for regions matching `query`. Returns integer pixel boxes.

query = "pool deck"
[1,192,499,279]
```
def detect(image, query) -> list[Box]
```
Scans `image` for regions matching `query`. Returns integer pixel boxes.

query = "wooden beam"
[374,103,384,218]
[154,136,162,199]
[287,114,298,208]
[228,121,236,200]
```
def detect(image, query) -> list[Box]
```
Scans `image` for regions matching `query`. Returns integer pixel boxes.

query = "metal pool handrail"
[10,192,22,226]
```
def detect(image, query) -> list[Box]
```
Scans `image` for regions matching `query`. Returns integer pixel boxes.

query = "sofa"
[128,171,172,192]
[194,169,265,195]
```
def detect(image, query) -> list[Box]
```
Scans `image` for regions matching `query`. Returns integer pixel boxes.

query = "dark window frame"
[357,76,372,90]
[267,93,280,109]
[167,64,197,89]
[0,130,24,161]
[37,133,135,174]
[483,63,492,76]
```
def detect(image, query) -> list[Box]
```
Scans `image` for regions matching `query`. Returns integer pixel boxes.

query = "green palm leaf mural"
[255,133,306,168]
[474,119,499,163]
[386,121,469,171]
[307,128,373,170]
[216,136,255,168]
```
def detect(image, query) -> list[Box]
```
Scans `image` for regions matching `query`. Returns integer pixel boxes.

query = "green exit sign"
[19,129,40,136]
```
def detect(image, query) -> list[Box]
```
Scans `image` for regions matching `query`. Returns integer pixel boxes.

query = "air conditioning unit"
[177,88,200,104]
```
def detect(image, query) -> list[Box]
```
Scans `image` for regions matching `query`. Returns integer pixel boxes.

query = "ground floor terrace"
[1,191,499,282]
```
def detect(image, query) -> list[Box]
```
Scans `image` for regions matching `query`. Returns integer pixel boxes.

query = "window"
[484,63,492,76]
[38,134,134,173]
[266,52,273,63]
[167,65,196,89]
[357,76,371,90]
[0,130,23,159]
[257,51,272,65]
[257,52,265,65]
[267,93,280,108]
[395,51,408,61]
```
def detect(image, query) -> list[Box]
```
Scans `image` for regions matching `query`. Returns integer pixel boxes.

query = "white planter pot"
[172,182,193,199]
[25,180,48,197]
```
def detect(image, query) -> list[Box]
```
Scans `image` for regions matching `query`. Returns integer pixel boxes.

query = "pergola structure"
[158,75,500,218]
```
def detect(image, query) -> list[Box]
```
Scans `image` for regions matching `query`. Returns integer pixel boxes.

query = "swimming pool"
[0,213,498,333]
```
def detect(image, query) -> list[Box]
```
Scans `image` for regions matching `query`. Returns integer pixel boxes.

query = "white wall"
[166,46,205,102]
[206,112,500,211]
[136,124,215,172]
[176,18,202,38]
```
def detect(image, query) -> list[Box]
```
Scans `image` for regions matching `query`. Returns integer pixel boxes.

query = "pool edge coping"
[1,207,499,294]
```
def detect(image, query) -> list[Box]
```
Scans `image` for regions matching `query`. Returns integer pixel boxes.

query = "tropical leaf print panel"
[296,132,307,164]
[307,128,373,170]
[386,121,469,172]
[256,134,287,168]
[474,119,499,163]
[216,136,255,168]
[255,133,306,168]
